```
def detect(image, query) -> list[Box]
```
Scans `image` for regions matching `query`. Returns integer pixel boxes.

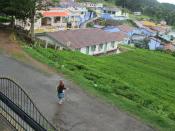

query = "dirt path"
[0,30,154,131]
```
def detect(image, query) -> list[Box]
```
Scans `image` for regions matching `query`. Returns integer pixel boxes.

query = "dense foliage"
[25,46,175,130]
[0,0,49,39]
[82,0,175,26]
[108,0,175,26]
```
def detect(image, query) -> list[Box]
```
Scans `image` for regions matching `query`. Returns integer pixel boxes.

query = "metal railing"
[0,77,58,131]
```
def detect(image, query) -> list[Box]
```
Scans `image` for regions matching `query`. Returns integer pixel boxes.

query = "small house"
[148,37,175,51]
[15,8,70,32]
[148,37,161,50]
[134,12,141,16]
[37,29,123,55]
[101,7,128,20]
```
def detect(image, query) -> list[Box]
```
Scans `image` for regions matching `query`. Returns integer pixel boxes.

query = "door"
[86,46,89,54]
[104,43,107,52]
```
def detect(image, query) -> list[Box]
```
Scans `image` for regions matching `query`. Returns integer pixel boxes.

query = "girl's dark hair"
[59,80,64,87]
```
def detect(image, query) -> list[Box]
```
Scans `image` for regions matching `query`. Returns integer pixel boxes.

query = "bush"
[87,22,94,28]
[172,52,175,57]
[168,112,175,121]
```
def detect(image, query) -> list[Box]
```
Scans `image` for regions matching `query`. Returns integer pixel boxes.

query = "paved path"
[0,31,154,131]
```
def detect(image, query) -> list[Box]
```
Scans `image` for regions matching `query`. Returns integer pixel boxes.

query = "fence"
[0,77,58,131]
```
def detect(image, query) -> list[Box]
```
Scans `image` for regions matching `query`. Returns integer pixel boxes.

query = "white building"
[15,7,88,33]
[134,12,142,16]
[78,2,103,8]
[15,8,70,33]
[37,29,123,55]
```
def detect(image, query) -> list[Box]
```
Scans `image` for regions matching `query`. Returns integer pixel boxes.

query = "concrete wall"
[15,16,67,31]
[80,41,119,55]
[148,39,161,50]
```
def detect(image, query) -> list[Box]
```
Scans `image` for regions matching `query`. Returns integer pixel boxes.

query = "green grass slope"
[25,47,175,130]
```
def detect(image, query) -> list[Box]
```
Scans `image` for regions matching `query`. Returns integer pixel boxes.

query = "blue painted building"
[103,26,120,33]
[148,37,162,50]
[137,28,156,37]
[101,7,128,20]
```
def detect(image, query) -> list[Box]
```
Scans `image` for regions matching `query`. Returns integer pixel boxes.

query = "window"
[54,17,60,23]
[111,41,115,48]
[98,44,103,51]
[91,45,96,52]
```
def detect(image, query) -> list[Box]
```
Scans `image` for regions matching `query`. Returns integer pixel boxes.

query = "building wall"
[148,39,161,50]
[15,16,67,31]
[37,35,120,55]
[80,41,119,55]
[115,11,122,16]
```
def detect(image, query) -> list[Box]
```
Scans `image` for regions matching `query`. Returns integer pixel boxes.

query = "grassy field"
[24,46,175,130]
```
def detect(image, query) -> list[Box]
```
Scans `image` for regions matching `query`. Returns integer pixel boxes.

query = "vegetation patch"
[0,16,11,23]
[25,47,175,130]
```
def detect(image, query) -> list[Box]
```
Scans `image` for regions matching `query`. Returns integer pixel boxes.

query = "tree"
[0,0,49,40]
[25,0,49,40]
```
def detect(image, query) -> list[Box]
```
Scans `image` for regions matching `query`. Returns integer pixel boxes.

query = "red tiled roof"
[42,11,69,17]
[47,29,123,49]
[118,25,134,33]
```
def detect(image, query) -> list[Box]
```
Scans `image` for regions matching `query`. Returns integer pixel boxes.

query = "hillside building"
[37,28,125,55]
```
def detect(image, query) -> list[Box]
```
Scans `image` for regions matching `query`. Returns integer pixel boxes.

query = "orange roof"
[42,11,69,17]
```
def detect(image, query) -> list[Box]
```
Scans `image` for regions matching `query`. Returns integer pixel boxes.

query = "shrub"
[168,112,175,121]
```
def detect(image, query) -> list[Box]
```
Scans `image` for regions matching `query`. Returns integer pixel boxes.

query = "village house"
[59,0,91,26]
[78,2,103,8]
[168,32,175,38]
[148,37,175,51]
[101,7,128,20]
[15,7,91,33]
[148,37,162,50]
[15,8,70,33]
[131,34,147,43]
[103,26,130,44]
[37,28,123,55]
[134,20,157,36]
[66,7,88,28]
[59,0,75,8]
[103,25,135,37]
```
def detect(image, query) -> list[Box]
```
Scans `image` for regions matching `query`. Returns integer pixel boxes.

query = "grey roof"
[103,7,120,12]
[46,28,122,49]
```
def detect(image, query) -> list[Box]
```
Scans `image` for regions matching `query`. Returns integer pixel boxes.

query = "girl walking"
[57,80,67,104]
